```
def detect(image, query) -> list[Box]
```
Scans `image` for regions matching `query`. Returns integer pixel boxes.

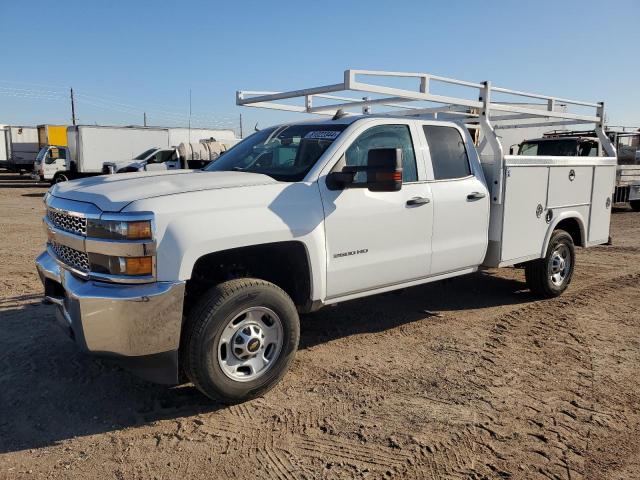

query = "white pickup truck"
[36,70,617,402]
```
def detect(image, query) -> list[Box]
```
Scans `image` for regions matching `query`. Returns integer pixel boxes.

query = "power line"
[0,82,237,129]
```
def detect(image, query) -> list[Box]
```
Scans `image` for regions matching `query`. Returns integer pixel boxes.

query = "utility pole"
[70,87,76,125]
[239,113,243,138]
[143,112,147,126]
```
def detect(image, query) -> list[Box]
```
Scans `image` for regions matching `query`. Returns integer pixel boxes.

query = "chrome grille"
[47,209,87,236]
[50,241,90,272]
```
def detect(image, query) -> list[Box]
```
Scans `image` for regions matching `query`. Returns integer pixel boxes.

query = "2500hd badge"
[333,248,369,259]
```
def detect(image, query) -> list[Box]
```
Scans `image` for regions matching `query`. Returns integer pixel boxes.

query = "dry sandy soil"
[0,171,639,479]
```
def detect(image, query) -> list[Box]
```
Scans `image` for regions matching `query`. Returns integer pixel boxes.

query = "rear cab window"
[422,125,471,180]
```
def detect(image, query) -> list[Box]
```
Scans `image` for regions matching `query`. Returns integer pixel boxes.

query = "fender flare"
[540,211,586,257]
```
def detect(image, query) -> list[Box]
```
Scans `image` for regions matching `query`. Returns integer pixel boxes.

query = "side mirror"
[365,148,403,192]
[326,148,403,192]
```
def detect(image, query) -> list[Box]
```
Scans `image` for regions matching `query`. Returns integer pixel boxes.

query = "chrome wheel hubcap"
[218,307,283,382]
[549,245,571,286]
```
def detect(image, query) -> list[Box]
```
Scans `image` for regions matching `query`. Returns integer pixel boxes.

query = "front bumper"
[36,250,185,384]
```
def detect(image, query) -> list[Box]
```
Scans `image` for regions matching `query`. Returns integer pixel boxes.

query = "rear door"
[318,120,433,299]
[420,123,489,274]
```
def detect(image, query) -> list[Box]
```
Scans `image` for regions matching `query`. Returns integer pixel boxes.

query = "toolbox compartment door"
[500,166,549,262]
[588,165,616,244]
[548,166,593,207]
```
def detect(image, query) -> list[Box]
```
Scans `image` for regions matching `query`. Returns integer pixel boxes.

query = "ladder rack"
[236,69,616,204]
[237,69,605,128]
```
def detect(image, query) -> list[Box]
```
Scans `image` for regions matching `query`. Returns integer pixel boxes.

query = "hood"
[50,169,279,211]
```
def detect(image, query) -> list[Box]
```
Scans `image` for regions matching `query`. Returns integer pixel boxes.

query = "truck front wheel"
[52,172,69,184]
[182,278,300,403]
[630,200,640,212]
[525,229,575,298]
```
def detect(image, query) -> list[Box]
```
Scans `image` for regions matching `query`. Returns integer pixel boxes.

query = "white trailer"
[0,126,8,169]
[168,128,236,146]
[5,126,39,173]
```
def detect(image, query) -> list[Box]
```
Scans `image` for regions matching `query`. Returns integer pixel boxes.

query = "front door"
[421,124,489,274]
[145,149,180,171]
[319,123,433,299]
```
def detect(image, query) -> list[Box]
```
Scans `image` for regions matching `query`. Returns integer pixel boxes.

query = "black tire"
[52,172,68,184]
[182,278,299,403]
[630,200,640,212]
[525,229,575,298]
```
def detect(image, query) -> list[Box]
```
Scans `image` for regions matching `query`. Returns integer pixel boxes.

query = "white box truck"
[35,125,169,183]
[36,69,616,402]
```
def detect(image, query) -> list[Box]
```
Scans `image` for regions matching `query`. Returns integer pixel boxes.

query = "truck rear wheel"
[182,278,300,402]
[525,229,575,298]
[630,200,640,212]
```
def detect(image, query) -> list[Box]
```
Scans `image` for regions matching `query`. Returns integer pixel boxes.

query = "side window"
[157,150,176,163]
[45,148,59,164]
[579,142,598,157]
[423,125,471,180]
[344,124,417,183]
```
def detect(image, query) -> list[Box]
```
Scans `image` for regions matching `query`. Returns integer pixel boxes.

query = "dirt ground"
[0,171,638,480]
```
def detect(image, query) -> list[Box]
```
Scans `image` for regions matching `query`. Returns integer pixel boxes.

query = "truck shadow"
[0,270,532,454]
[0,172,49,189]
[299,269,532,349]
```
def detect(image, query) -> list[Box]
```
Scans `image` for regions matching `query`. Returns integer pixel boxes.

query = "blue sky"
[1,0,639,134]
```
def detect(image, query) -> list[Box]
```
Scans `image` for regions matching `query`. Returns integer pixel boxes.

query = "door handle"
[406,197,430,206]
[467,192,486,201]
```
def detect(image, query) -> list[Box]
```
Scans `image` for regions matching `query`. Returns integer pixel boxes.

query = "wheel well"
[554,217,584,247]
[185,241,312,314]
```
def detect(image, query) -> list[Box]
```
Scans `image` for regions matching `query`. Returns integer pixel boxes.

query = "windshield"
[134,147,159,160]
[35,147,47,163]
[205,124,347,181]
[519,140,579,156]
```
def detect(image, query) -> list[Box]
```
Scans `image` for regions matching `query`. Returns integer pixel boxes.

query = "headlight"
[89,253,153,276]
[87,219,152,240]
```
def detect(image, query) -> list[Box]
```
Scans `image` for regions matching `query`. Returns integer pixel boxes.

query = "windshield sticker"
[304,131,341,140]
